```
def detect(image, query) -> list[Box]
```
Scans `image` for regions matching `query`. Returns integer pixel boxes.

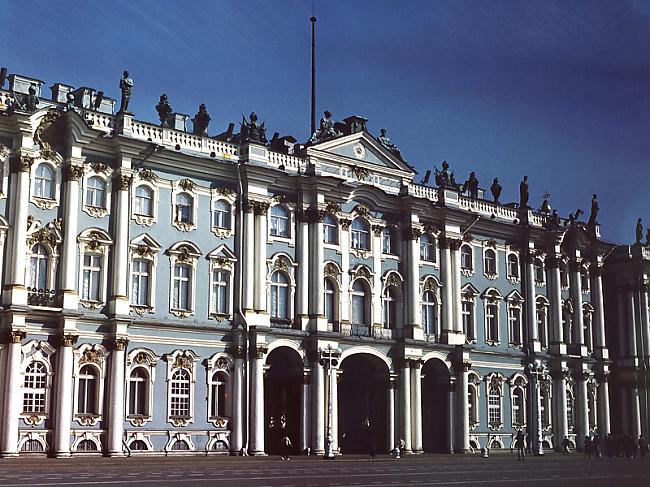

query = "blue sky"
[5,0,648,244]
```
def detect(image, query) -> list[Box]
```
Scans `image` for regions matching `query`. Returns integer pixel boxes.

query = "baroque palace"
[0,70,648,458]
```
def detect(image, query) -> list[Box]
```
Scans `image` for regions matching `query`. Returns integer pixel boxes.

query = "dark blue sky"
[5,0,649,244]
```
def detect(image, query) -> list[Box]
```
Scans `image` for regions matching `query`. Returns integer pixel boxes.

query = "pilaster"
[249,342,267,455]
[410,360,423,453]
[311,351,325,455]
[0,330,25,457]
[53,331,78,458]
[405,227,422,339]
[400,360,412,454]
[107,337,128,456]
[60,163,85,309]
[253,201,269,314]
[108,170,133,316]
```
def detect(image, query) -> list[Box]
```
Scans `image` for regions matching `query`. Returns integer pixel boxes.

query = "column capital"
[589,261,603,276]
[117,173,133,191]
[545,253,563,269]
[339,218,352,229]
[232,344,246,359]
[58,333,79,347]
[302,372,311,385]
[407,359,423,369]
[112,337,129,351]
[63,164,85,182]
[243,199,255,213]
[6,329,26,344]
[254,344,268,359]
[372,224,385,237]
[253,201,270,215]
[447,238,462,251]
[568,258,584,272]
[10,153,34,173]
[403,226,421,240]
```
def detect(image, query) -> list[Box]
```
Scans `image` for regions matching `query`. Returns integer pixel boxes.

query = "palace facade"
[0,70,647,458]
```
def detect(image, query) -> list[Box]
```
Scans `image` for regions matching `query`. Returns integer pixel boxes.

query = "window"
[270,271,289,320]
[350,218,369,250]
[128,367,149,416]
[581,269,590,292]
[82,254,102,302]
[27,244,48,290]
[534,258,545,284]
[382,227,397,254]
[176,193,193,223]
[324,278,338,325]
[421,290,437,335]
[170,369,191,418]
[588,387,597,431]
[134,185,154,216]
[209,372,228,419]
[541,386,551,428]
[77,365,99,415]
[131,259,151,307]
[566,390,575,430]
[172,264,192,311]
[23,361,47,414]
[508,306,522,345]
[562,303,573,344]
[420,234,436,262]
[461,287,477,342]
[34,164,55,199]
[130,440,148,451]
[213,200,231,229]
[382,286,397,329]
[583,308,593,352]
[507,254,519,280]
[484,249,497,275]
[210,269,230,315]
[537,301,549,348]
[488,386,502,425]
[460,245,473,270]
[486,303,499,342]
[560,264,569,288]
[351,280,368,325]
[77,439,98,452]
[512,387,525,425]
[86,176,106,208]
[323,213,338,244]
[270,205,290,237]
[468,383,479,425]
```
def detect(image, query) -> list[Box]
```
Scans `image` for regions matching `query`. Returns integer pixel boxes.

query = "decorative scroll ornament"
[178,178,195,192]
[11,154,35,173]
[90,162,109,174]
[215,186,235,197]
[34,110,62,161]
[325,201,341,214]
[353,204,370,217]
[485,239,497,249]
[138,168,157,182]
[77,416,99,426]
[215,357,230,370]
[118,174,133,191]
[273,255,290,271]
[403,226,421,240]
[134,244,155,257]
[63,164,85,181]
[384,272,401,288]
[339,218,352,229]
[173,351,194,370]
[80,348,102,365]
[212,256,233,270]
[324,263,340,277]
[355,266,371,279]
[0,144,12,159]
[27,226,57,247]
[351,165,369,180]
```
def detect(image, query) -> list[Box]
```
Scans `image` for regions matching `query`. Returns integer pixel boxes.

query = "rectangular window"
[82,254,102,301]
[488,390,501,424]
[509,307,521,344]
[131,259,151,307]
[486,303,499,342]
[351,295,366,325]
[173,265,191,311]
[462,301,474,340]
[211,270,229,315]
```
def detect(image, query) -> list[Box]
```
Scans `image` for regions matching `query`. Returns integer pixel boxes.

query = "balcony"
[27,288,56,307]
[340,323,394,339]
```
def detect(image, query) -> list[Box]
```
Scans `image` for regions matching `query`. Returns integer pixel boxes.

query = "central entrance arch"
[338,353,389,454]
[264,346,303,455]
[422,358,451,453]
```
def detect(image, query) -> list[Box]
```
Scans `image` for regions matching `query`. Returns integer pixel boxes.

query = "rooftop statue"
[646,229,650,247]
[540,198,551,215]
[192,103,211,136]
[636,218,643,244]
[462,171,479,199]
[547,209,561,231]
[376,128,406,162]
[434,161,459,190]
[26,84,39,112]
[490,178,502,203]
[587,194,599,226]
[118,70,133,113]
[519,176,529,209]
[241,112,267,144]
[155,94,173,127]
[309,110,340,143]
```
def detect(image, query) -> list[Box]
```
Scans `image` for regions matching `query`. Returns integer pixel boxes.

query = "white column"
[525,253,539,342]
[6,157,32,305]
[0,332,24,457]
[372,229,382,329]
[597,376,611,435]
[311,217,325,329]
[60,164,83,308]
[388,379,396,452]
[243,207,255,310]
[631,386,642,439]
[108,172,132,316]
[53,334,77,458]
[547,256,564,350]
[569,259,585,347]
[406,231,421,328]
[107,338,127,456]
[451,241,464,335]
[552,371,568,452]
[575,374,589,451]
[640,285,650,360]
[440,240,453,336]
[591,266,607,354]
[297,218,309,322]
[231,355,244,453]
[340,223,351,323]
[311,360,325,454]
[249,346,265,455]
[300,372,310,453]
[400,361,412,453]
[410,361,422,453]
[456,363,470,453]
[331,369,339,453]
[253,203,269,312]
[447,377,455,453]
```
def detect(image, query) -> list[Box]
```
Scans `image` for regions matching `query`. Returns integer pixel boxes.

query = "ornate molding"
[339,218,352,229]
[215,186,235,198]
[10,154,35,173]
[353,204,370,217]
[118,174,133,191]
[172,351,195,370]
[63,164,85,181]
[113,337,129,351]
[60,333,79,347]
[178,178,195,192]
[325,201,341,214]
[76,415,99,426]
[90,162,110,174]
[403,226,421,240]
[8,330,26,344]
[273,255,290,271]
[138,168,158,182]
[34,110,62,161]
[448,238,462,251]
[324,262,340,277]
[253,201,270,216]
[255,344,268,359]
[351,165,369,180]
[372,224,384,237]
[83,205,109,218]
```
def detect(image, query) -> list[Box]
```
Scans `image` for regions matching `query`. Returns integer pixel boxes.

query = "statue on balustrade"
[587,194,599,226]
[118,70,133,113]
[192,103,211,136]
[309,110,340,143]
[241,111,267,143]
[546,209,561,231]
[490,178,502,203]
[156,94,173,126]
[26,84,39,112]
[462,171,479,199]
[376,128,406,162]
[434,161,459,190]
[519,176,529,209]
[636,218,643,244]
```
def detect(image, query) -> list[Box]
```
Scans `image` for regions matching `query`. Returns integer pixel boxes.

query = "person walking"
[593,434,601,458]
[562,436,571,454]
[515,430,526,460]
[280,434,292,461]
[584,436,593,458]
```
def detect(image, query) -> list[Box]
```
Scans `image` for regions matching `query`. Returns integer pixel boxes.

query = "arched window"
[566,390,575,430]
[131,259,151,307]
[77,439,98,452]
[209,371,228,419]
[420,234,436,262]
[176,193,193,223]
[460,245,473,270]
[324,277,338,326]
[323,213,338,244]
[512,387,525,426]
[350,218,369,250]
[560,264,569,288]
[382,286,398,329]
[484,249,497,275]
[421,290,437,335]
[488,386,502,426]
[128,367,149,416]
[134,185,153,216]
[213,200,231,229]
[34,164,55,199]
[171,440,190,450]
[130,440,148,451]
[170,369,191,418]
[382,227,397,254]
[270,205,290,237]
[27,244,49,290]
[483,290,502,344]
[270,271,289,320]
[534,258,545,284]
[461,286,477,342]
[86,176,106,208]
[172,264,192,311]
[23,361,47,414]
[351,280,369,325]
[77,365,99,415]
[507,254,519,280]
[468,382,479,425]
[210,269,230,315]
[580,268,590,291]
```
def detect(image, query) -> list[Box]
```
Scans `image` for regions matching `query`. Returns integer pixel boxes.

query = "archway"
[422,358,450,452]
[339,354,389,454]
[264,347,303,455]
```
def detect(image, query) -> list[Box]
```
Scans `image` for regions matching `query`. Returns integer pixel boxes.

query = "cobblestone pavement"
[1,453,649,486]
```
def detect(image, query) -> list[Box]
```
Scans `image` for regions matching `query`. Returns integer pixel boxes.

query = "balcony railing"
[27,288,56,307]
[339,323,395,339]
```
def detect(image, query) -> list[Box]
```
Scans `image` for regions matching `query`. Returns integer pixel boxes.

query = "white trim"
[168,242,202,318]
[131,180,159,227]
[77,228,113,309]
[81,167,112,218]
[29,159,61,210]
[164,350,198,427]
[125,348,158,427]
[72,344,108,426]
[171,179,198,232]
